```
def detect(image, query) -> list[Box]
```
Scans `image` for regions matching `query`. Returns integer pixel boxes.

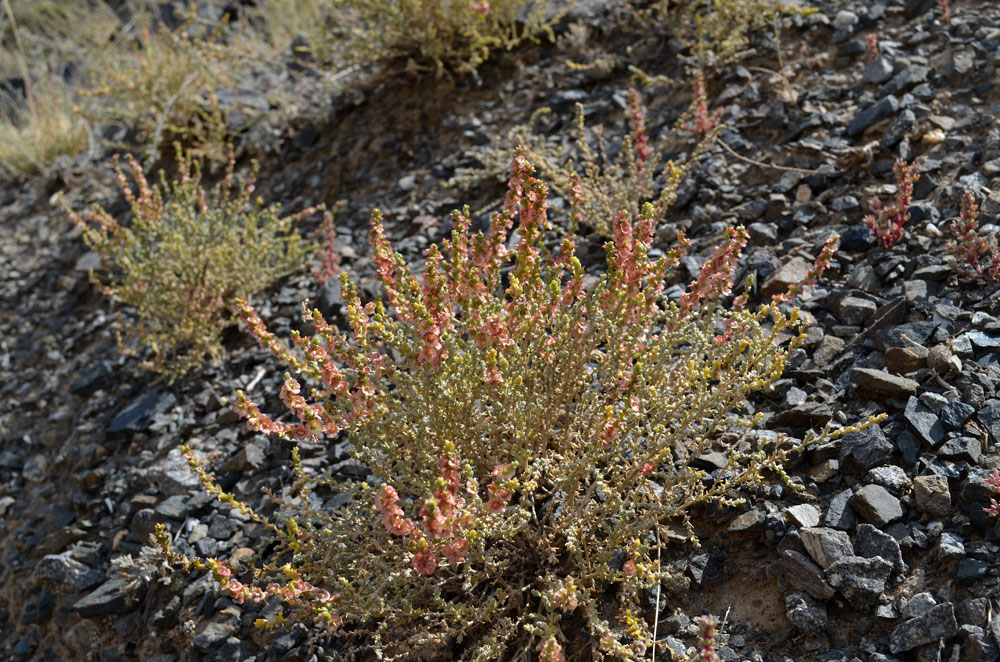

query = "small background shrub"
[66,148,316,377]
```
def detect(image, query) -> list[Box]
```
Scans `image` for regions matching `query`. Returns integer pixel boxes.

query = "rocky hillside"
[2,0,1000,660]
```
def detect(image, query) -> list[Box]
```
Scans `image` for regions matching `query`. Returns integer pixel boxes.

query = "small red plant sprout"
[772,234,840,305]
[865,33,879,59]
[312,208,342,285]
[864,158,920,248]
[946,190,1000,284]
[936,0,950,23]
[985,469,1000,517]
[682,70,724,136]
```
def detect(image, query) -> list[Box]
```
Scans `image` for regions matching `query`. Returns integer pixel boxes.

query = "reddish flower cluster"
[946,190,1000,284]
[682,70,723,136]
[864,158,920,248]
[539,636,566,662]
[312,211,341,285]
[375,448,512,576]
[679,226,747,316]
[206,559,341,634]
[984,469,1000,517]
[696,615,721,662]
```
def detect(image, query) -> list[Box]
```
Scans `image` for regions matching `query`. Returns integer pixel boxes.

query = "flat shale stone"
[74,579,144,618]
[779,550,837,600]
[851,368,919,400]
[801,527,855,569]
[851,485,904,526]
[848,95,899,137]
[905,396,947,446]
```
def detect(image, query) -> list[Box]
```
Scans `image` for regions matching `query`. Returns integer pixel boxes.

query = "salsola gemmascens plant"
[456,87,719,239]
[864,157,920,249]
[159,151,873,661]
[67,148,314,377]
[946,190,1000,285]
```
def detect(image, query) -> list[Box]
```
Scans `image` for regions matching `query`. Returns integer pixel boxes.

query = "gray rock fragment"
[890,603,958,654]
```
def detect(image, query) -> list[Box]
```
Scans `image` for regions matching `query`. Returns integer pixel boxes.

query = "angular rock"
[729,508,767,533]
[823,489,858,530]
[856,523,906,575]
[905,592,938,619]
[863,55,895,84]
[770,402,833,428]
[851,485,903,527]
[35,552,105,592]
[938,532,965,561]
[977,402,1000,444]
[890,603,958,654]
[785,591,829,631]
[866,465,909,493]
[778,550,837,600]
[107,391,177,434]
[955,559,990,586]
[913,475,952,516]
[905,396,946,446]
[825,555,893,607]
[851,368,919,400]
[193,622,236,651]
[838,297,877,325]
[880,64,929,96]
[840,425,894,470]
[785,504,821,528]
[887,346,928,374]
[941,401,975,430]
[74,579,144,618]
[762,257,812,298]
[938,437,982,465]
[801,527,854,569]
[848,95,899,137]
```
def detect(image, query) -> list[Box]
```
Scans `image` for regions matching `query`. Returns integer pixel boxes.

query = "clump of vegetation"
[946,190,1000,284]
[157,152,875,661]
[661,0,817,73]
[864,157,920,249]
[66,148,315,377]
[0,75,90,174]
[456,87,718,238]
[82,24,241,164]
[0,0,94,173]
[337,0,564,75]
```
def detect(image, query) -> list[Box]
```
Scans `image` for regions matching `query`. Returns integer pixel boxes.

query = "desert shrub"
[0,0,119,77]
[455,87,718,238]
[157,152,875,661]
[659,0,817,73]
[82,21,242,164]
[66,148,315,377]
[336,0,564,75]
